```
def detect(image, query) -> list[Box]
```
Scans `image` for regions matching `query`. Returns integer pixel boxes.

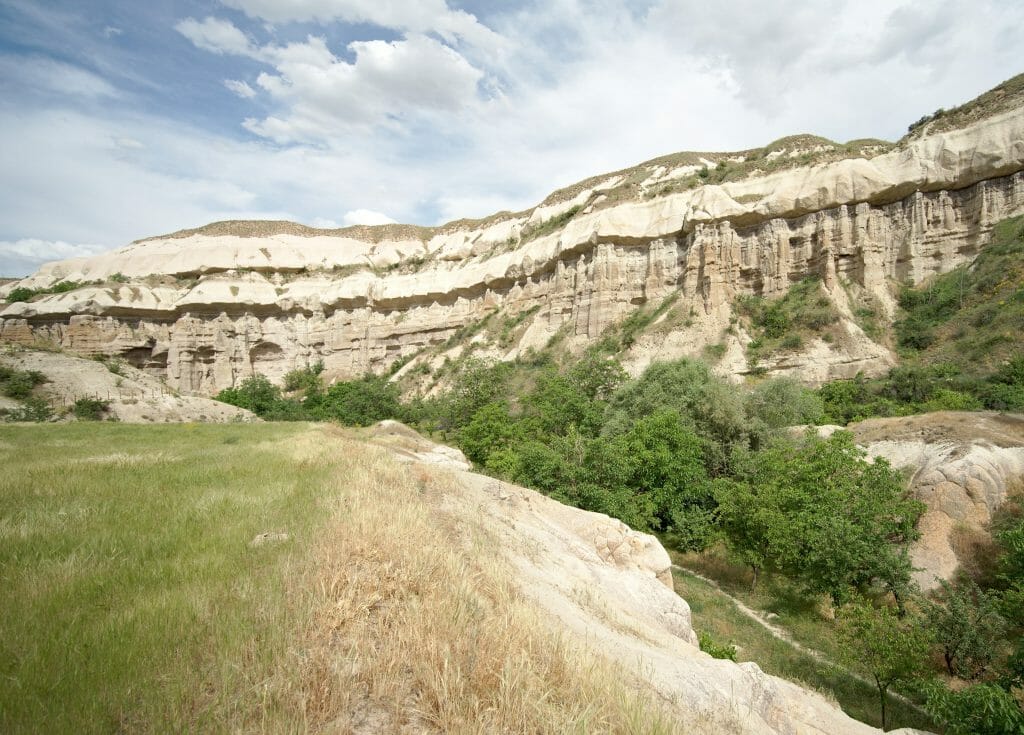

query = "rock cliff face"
[3,80,1024,394]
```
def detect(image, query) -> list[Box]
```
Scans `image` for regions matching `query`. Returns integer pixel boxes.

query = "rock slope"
[2,75,1024,394]
[0,346,255,423]
[850,411,1024,589]
[367,421,927,735]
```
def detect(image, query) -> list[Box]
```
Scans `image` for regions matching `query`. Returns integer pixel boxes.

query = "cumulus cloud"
[343,209,397,226]
[175,16,256,56]
[176,24,486,141]
[224,79,257,98]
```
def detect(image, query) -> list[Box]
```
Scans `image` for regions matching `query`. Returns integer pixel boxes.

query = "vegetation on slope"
[904,72,1024,140]
[818,214,1024,423]
[0,423,684,733]
[735,277,840,365]
[210,215,1024,731]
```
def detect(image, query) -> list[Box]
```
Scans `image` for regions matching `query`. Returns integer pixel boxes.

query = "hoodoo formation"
[3,76,1023,395]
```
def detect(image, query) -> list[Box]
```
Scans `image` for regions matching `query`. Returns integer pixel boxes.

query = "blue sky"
[0,0,1021,276]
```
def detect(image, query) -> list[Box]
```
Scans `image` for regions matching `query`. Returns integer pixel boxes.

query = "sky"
[0,0,1021,276]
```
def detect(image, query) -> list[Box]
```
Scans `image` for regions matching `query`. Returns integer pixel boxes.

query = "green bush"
[698,631,737,661]
[73,397,109,421]
[216,375,289,417]
[3,397,53,422]
[282,361,324,393]
[308,374,401,426]
[0,366,47,399]
[922,681,1024,735]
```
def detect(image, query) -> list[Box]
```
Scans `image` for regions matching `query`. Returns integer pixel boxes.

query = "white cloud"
[224,79,257,98]
[5,0,1024,278]
[102,26,122,38]
[174,17,256,56]
[0,239,108,260]
[343,209,396,226]
[219,0,499,46]
[176,27,487,141]
[0,239,109,276]
[0,55,119,99]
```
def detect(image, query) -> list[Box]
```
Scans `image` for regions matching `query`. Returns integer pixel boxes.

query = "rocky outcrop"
[2,86,1024,393]
[0,346,256,423]
[368,422,923,735]
[850,412,1024,590]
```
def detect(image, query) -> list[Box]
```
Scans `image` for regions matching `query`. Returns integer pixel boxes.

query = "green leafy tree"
[614,409,714,548]
[604,358,749,475]
[744,377,824,430]
[837,600,931,730]
[717,431,923,601]
[438,358,514,432]
[924,580,1007,678]
[922,680,1024,735]
[312,374,401,426]
[458,401,521,466]
[216,374,284,416]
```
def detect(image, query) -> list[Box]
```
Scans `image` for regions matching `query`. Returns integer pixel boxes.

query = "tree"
[744,376,824,430]
[216,374,284,416]
[604,358,749,475]
[923,580,1007,678]
[837,600,931,730]
[458,401,521,466]
[716,431,923,602]
[923,680,1024,735]
[312,374,401,426]
[614,409,714,547]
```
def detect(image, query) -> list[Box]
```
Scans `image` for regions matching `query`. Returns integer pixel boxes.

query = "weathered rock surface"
[2,86,1023,393]
[0,346,256,423]
[369,423,927,735]
[850,411,1024,589]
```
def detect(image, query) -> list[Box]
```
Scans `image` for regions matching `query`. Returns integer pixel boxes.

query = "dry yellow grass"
[263,432,682,734]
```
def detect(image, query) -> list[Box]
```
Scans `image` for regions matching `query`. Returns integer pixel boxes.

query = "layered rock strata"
[2,104,1023,394]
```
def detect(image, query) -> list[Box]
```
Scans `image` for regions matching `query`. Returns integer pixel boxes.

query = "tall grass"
[265,428,684,733]
[0,422,326,732]
[1,423,689,733]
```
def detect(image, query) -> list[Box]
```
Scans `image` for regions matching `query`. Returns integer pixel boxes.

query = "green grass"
[897,215,1024,371]
[735,277,839,363]
[0,422,333,733]
[672,554,938,732]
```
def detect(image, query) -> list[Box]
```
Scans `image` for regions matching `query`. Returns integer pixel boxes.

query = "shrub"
[698,631,737,661]
[3,397,53,422]
[73,397,109,421]
[283,361,324,393]
[310,374,401,426]
[5,287,36,303]
[0,366,47,399]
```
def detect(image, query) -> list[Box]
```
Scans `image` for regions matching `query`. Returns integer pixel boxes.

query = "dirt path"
[671,564,929,714]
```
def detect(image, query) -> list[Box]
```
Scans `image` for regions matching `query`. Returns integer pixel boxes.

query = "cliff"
[2,75,1024,394]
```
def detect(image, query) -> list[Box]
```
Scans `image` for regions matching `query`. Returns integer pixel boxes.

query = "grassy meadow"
[0,422,685,734]
[0,422,331,732]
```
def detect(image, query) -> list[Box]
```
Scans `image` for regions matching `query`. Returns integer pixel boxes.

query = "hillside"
[0,421,914,734]
[1,73,1023,395]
